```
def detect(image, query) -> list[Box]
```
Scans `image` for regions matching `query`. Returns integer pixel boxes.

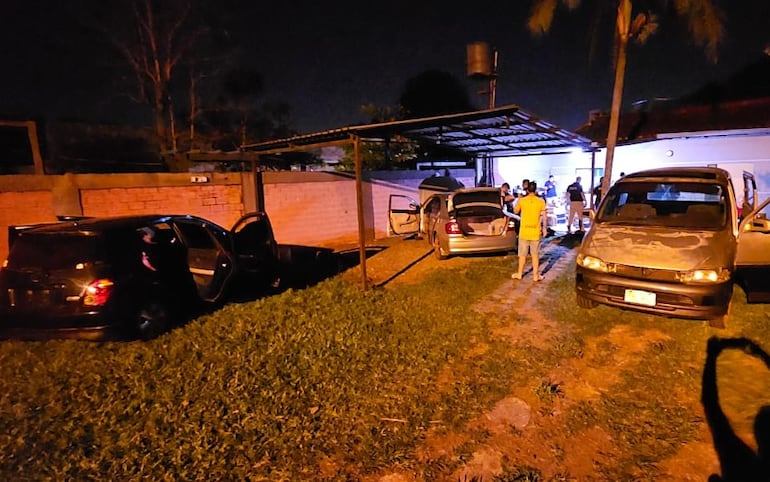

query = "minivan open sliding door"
[741,170,758,218]
[736,174,770,302]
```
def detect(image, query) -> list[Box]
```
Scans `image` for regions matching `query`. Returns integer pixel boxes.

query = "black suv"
[0,212,280,341]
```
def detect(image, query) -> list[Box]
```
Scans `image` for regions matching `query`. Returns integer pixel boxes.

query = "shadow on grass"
[229,244,391,301]
[334,245,389,273]
[702,336,770,481]
[374,248,433,288]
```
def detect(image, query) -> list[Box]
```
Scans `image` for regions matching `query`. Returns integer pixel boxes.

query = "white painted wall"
[493,129,770,199]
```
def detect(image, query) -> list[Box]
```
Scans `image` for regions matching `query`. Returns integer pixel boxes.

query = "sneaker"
[511,273,522,280]
[534,274,544,282]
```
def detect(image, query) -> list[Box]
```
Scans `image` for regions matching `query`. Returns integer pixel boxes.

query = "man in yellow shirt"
[511,181,547,281]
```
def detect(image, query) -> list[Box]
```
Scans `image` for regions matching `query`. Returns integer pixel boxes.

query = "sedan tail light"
[82,278,114,306]
[445,221,462,235]
[506,219,516,232]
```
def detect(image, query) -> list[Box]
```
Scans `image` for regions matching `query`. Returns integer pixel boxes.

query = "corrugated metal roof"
[241,104,591,156]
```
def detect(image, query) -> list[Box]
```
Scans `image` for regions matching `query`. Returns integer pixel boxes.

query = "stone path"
[491,234,581,308]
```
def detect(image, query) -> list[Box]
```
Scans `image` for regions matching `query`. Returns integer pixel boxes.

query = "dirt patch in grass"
[367,236,731,480]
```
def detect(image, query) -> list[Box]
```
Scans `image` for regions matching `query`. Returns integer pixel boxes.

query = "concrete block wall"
[80,185,244,230]
[264,178,360,247]
[0,168,476,261]
[0,190,57,263]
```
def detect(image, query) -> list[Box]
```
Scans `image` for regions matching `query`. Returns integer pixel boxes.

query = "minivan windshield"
[597,181,727,229]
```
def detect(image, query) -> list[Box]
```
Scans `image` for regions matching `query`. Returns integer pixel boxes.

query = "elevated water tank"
[466,41,491,79]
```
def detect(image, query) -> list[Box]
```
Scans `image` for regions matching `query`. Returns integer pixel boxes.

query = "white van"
[575,166,770,327]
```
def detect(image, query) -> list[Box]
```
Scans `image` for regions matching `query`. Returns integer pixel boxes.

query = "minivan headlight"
[577,254,608,272]
[678,268,731,284]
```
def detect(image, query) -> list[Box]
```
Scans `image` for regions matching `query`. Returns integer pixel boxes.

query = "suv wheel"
[136,301,169,340]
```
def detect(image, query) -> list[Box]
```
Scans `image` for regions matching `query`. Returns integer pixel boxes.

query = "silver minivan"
[575,166,770,327]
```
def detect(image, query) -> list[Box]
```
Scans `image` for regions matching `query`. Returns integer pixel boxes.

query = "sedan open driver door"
[388,194,420,237]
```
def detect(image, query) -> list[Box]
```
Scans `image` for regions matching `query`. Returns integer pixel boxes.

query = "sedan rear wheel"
[432,233,448,260]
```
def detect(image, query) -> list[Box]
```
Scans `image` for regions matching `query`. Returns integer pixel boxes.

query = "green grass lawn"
[1,255,768,480]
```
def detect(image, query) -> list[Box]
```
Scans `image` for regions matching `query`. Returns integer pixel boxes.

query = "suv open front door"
[230,212,281,290]
[736,195,770,302]
[388,194,420,236]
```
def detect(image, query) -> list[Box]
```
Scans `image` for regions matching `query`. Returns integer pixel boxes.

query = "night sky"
[2,0,769,134]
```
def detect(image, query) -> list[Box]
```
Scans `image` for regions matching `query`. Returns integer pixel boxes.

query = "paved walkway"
[485,234,582,317]
[341,232,583,290]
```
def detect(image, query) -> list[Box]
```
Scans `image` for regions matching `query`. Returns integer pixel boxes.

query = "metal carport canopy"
[239,105,591,290]
[241,104,591,156]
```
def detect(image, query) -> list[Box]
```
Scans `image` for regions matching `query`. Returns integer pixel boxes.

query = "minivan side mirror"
[744,217,770,234]
[743,217,770,234]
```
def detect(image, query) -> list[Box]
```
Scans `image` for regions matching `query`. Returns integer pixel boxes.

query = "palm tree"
[528,0,724,196]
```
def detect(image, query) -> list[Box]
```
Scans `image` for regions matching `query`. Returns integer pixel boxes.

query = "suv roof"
[18,214,199,236]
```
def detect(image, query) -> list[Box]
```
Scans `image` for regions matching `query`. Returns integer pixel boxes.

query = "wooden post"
[25,121,44,175]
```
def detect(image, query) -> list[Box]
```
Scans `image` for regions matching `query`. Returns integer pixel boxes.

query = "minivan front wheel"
[135,301,169,340]
[576,294,598,309]
[708,301,731,329]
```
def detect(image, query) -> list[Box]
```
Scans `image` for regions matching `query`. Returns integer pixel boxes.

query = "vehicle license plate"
[624,289,656,307]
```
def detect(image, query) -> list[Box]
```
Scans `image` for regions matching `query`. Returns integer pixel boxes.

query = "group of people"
[500,174,613,281]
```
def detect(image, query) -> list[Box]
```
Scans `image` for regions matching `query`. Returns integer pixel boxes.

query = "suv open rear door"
[230,212,280,289]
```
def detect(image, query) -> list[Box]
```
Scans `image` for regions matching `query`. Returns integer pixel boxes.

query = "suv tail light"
[83,278,114,306]
[445,221,462,235]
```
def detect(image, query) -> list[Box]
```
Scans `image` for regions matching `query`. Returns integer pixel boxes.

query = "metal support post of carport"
[352,134,368,291]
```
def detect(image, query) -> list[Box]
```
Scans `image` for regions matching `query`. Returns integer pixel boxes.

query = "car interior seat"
[617,203,656,219]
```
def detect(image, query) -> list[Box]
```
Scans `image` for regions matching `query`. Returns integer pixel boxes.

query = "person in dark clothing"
[592,176,605,209]
[500,182,516,217]
[565,176,586,234]
[137,226,199,312]
[544,175,557,201]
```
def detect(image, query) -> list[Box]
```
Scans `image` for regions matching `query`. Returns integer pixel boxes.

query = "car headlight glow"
[678,268,730,284]
[577,254,608,272]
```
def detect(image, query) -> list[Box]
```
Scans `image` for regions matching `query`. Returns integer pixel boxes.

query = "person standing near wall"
[565,176,586,234]
[511,181,547,281]
[500,182,516,219]
[592,176,605,209]
[544,175,557,204]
